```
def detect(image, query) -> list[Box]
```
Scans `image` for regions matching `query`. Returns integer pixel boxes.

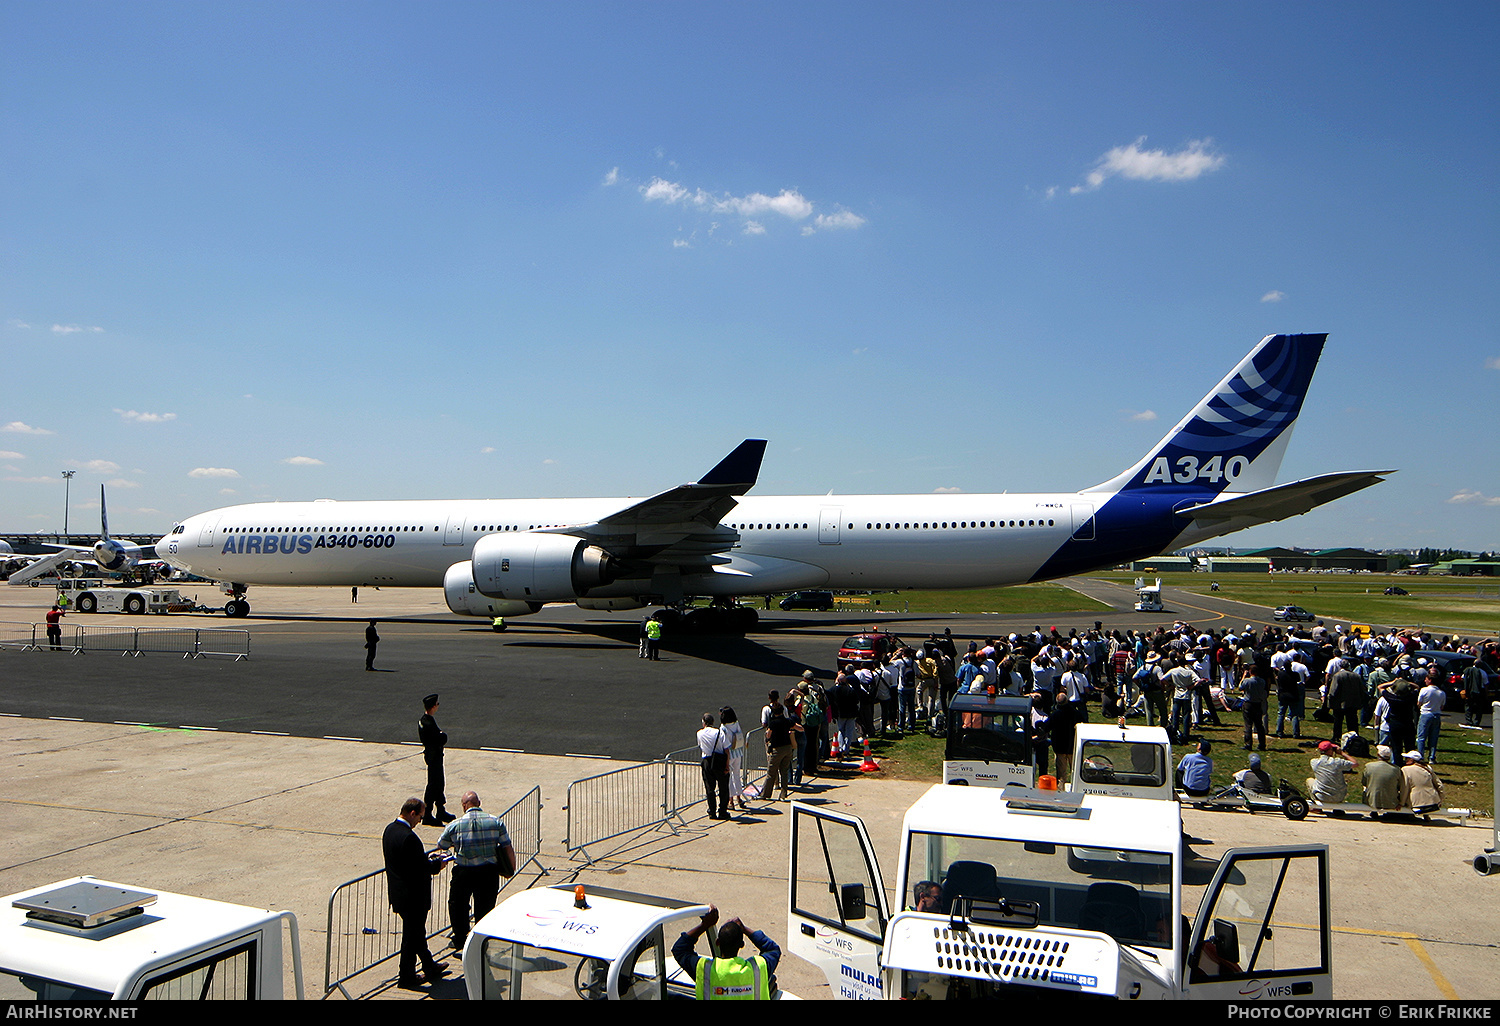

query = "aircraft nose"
[156,528,182,567]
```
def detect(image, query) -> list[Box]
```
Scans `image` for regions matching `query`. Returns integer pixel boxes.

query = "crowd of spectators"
[799,618,1494,803]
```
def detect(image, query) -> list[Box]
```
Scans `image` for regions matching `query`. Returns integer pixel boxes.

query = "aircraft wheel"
[1282,796,1309,821]
[225,599,250,617]
[125,595,145,615]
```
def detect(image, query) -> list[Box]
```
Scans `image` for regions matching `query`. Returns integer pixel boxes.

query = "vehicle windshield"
[945,702,1028,764]
[903,831,1175,951]
[0,971,110,1001]
[474,934,679,1000]
[1076,740,1168,789]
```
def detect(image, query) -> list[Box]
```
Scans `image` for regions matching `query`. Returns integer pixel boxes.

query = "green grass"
[1091,571,1499,638]
[852,582,1111,616]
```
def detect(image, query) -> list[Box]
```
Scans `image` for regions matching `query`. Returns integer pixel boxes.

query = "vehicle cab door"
[788,804,890,1000]
[1184,845,1331,1000]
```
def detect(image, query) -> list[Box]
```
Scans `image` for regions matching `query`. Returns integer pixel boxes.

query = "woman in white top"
[720,706,748,811]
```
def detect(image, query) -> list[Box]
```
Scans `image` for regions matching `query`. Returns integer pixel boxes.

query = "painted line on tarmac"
[324,735,363,742]
[252,730,290,736]
[48,716,82,721]
[481,747,524,754]
[565,752,614,760]
[179,725,219,731]
[1328,924,1459,999]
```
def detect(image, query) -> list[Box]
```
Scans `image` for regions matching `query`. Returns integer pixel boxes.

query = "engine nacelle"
[444,561,545,618]
[575,597,647,612]
[471,532,617,602]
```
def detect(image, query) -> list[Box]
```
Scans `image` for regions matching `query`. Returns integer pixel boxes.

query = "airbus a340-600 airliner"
[157,333,1389,624]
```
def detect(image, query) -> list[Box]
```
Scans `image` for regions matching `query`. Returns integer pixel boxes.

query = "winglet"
[696,439,767,492]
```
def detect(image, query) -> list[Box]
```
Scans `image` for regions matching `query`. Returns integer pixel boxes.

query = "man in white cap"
[1399,751,1444,814]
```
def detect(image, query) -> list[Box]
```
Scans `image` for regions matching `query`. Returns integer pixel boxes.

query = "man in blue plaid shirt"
[436,790,516,951]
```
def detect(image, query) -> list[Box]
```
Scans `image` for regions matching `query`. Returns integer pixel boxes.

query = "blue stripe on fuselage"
[1028,487,1203,582]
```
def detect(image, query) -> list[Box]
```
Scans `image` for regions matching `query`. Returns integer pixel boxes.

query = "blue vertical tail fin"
[1085,333,1326,498]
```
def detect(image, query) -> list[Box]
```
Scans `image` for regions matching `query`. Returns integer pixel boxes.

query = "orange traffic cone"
[860,738,879,773]
[829,731,842,761]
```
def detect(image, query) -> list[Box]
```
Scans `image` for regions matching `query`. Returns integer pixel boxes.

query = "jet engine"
[443,561,545,618]
[470,532,617,602]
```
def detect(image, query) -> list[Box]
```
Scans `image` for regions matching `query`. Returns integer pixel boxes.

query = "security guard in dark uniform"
[419,694,455,826]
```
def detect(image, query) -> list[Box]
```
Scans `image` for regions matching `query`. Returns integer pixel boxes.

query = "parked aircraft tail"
[1086,333,1325,498]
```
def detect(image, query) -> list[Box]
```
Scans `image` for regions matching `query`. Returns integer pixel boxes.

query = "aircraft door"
[819,507,842,546]
[1184,845,1331,1000]
[196,515,220,549]
[444,510,466,547]
[1070,504,1095,541]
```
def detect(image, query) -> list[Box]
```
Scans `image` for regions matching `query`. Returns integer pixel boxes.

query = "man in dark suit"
[383,797,449,989]
[419,694,454,825]
[364,620,380,670]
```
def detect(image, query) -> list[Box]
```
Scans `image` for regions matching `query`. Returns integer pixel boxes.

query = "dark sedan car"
[779,590,835,611]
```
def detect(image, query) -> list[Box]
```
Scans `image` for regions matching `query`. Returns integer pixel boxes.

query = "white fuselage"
[157,491,1159,595]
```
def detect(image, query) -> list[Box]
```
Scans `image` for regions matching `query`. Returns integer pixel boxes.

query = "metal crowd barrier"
[565,727,766,863]
[322,785,543,1000]
[0,621,39,651]
[52,625,252,659]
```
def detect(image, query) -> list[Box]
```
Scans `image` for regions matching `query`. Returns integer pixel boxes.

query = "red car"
[838,631,905,673]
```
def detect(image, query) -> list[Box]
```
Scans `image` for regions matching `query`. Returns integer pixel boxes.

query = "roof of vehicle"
[948,693,1031,715]
[900,785,1181,855]
[1073,723,1172,746]
[0,877,284,996]
[470,884,710,962]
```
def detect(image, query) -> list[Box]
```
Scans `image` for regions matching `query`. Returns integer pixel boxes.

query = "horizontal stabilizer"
[1178,470,1394,526]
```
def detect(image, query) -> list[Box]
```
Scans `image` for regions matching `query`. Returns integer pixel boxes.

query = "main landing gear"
[220,583,250,618]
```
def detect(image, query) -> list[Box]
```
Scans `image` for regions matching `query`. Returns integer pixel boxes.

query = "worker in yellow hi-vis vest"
[671,906,780,999]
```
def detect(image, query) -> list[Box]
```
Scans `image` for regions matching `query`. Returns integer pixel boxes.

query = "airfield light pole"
[61,469,76,544]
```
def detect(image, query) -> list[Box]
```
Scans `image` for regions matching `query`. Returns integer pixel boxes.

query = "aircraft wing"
[1177,470,1394,526]
[547,439,767,567]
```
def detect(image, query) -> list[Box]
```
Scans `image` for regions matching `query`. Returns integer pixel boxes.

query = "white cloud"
[105,478,140,489]
[218,488,237,495]
[602,167,619,186]
[281,456,324,466]
[115,409,177,424]
[2,421,52,435]
[638,175,862,237]
[1485,357,1500,370]
[51,324,104,334]
[190,467,240,478]
[1126,410,1159,422]
[542,458,556,465]
[0,450,23,460]
[8,319,31,329]
[71,459,121,474]
[1447,489,1500,506]
[814,210,866,230]
[1261,291,1286,303]
[4,475,57,484]
[933,486,962,493]
[672,238,692,249]
[1071,137,1225,194]
[480,446,496,454]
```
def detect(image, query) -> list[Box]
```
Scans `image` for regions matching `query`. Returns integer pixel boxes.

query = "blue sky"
[3,1,1496,553]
